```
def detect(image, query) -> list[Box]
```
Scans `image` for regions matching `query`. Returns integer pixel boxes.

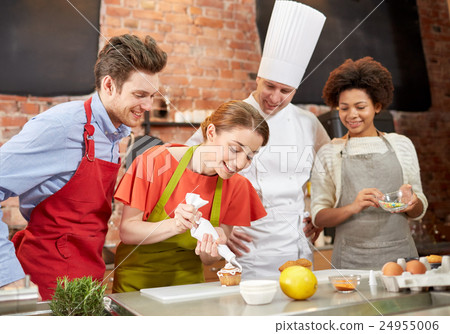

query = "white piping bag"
[186,193,242,270]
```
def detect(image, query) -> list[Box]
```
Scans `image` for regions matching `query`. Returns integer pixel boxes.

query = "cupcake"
[278,258,312,272]
[217,263,242,286]
[426,254,442,264]
[295,258,312,270]
[278,260,297,272]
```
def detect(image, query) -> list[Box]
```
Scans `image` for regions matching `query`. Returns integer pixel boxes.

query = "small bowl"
[329,275,361,293]
[378,190,410,213]
[240,280,278,305]
[240,280,277,290]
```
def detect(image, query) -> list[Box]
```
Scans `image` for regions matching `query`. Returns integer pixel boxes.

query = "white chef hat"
[257,0,326,88]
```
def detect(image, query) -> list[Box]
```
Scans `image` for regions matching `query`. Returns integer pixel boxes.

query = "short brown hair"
[322,57,394,109]
[94,34,167,92]
[201,101,270,146]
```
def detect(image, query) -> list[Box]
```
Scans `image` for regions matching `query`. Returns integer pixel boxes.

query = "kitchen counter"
[105,271,450,316]
[3,271,449,316]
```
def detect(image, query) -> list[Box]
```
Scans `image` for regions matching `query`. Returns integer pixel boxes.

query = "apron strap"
[152,145,198,211]
[341,130,394,157]
[379,132,395,153]
[210,177,223,226]
[83,97,96,162]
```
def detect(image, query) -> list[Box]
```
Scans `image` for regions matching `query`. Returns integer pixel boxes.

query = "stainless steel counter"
[105,276,450,316]
[3,271,448,316]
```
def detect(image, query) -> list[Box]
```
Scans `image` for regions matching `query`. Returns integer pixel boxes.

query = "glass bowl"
[377,190,410,213]
[328,275,361,293]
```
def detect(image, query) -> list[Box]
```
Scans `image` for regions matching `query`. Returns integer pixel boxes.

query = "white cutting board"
[313,269,372,283]
[140,281,240,303]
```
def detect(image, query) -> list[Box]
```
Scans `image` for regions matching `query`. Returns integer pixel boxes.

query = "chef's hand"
[226,227,252,257]
[302,216,323,244]
[196,227,226,264]
[350,188,383,214]
[173,203,201,234]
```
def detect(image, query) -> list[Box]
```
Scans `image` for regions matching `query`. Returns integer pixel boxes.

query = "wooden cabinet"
[313,248,333,271]
[203,259,225,282]
[103,268,114,295]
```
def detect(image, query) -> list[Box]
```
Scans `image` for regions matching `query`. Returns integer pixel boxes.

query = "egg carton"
[381,256,450,292]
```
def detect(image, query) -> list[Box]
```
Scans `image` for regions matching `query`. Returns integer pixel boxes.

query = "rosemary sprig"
[49,276,107,316]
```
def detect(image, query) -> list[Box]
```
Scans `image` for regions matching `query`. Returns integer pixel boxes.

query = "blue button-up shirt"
[0,93,130,286]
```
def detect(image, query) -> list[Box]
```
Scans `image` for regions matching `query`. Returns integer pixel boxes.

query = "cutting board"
[313,269,372,283]
[140,282,240,303]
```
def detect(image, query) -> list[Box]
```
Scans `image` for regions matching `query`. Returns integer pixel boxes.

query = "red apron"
[12,98,121,300]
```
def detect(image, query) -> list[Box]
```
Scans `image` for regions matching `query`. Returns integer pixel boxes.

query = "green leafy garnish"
[49,276,107,316]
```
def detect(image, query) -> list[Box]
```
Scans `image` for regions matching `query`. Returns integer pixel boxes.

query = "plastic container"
[381,256,450,292]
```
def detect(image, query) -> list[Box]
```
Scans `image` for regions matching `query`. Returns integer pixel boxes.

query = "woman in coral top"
[113,100,269,292]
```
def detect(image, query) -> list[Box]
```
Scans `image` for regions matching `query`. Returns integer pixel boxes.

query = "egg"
[382,262,404,276]
[405,260,427,274]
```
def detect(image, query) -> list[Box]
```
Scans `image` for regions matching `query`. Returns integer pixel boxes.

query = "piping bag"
[186,193,242,270]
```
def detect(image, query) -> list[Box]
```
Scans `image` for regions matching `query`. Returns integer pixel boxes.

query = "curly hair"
[94,34,167,92]
[200,100,270,146]
[322,57,394,109]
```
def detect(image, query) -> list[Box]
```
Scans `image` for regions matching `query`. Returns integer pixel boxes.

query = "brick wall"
[395,0,450,239]
[101,0,260,113]
[1,0,449,244]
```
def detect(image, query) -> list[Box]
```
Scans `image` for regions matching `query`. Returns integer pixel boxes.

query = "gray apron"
[332,134,417,270]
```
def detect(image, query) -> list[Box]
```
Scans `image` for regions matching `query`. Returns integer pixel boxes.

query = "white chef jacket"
[186,93,330,279]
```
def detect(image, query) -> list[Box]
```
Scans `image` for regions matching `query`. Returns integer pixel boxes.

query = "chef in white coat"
[186,0,330,279]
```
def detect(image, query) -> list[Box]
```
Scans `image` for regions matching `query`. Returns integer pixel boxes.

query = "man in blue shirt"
[0,34,167,299]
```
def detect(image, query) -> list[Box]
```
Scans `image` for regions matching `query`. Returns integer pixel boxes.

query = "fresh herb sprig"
[49,276,107,316]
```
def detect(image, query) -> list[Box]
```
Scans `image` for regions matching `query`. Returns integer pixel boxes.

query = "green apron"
[113,146,223,293]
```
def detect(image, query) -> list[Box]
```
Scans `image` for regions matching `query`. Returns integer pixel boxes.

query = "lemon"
[279,266,318,300]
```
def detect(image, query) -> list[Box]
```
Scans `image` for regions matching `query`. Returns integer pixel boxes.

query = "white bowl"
[239,280,278,305]
[240,288,277,305]
[240,280,278,291]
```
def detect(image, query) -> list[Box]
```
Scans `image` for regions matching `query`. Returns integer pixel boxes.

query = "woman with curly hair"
[311,57,427,269]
